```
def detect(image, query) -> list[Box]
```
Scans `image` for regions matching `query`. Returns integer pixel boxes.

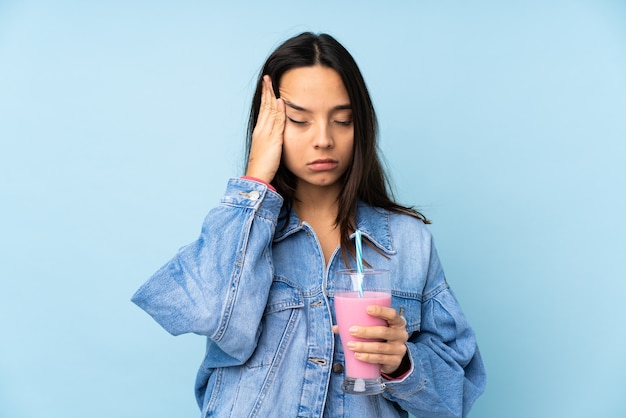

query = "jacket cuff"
[382,348,426,398]
[240,176,277,192]
[222,178,283,220]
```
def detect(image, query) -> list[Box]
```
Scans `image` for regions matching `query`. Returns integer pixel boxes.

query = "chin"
[312,178,341,187]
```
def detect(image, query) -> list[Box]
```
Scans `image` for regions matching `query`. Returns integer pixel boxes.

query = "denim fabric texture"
[132,178,486,418]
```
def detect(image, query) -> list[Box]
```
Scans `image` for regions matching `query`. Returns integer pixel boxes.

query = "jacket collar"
[354,202,395,255]
[273,201,395,255]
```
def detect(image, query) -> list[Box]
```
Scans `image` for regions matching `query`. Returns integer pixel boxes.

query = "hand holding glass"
[334,269,391,395]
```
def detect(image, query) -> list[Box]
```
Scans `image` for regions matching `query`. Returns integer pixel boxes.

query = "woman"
[132,32,486,417]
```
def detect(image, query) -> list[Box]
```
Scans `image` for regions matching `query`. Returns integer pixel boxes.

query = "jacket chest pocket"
[245,279,304,368]
[391,294,422,334]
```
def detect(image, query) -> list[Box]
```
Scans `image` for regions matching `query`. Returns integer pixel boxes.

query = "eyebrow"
[283,100,352,112]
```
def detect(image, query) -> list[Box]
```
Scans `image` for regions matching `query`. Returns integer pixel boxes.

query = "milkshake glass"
[334,269,391,395]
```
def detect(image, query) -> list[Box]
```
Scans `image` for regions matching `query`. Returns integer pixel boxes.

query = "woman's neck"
[292,182,343,265]
[292,182,341,223]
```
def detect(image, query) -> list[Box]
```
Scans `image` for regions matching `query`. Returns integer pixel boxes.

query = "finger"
[347,340,405,356]
[265,75,276,99]
[264,75,278,109]
[354,351,406,375]
[256,76,273,129]
[354,350,405,367]
[348,342,407,372]
[273,98,286,132]
[350,325,408,343]
[367,305,406,328]
[260,76,284,136]
[261,75,272,105]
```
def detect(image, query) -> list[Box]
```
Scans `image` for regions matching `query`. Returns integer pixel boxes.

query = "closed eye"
[334,119,352,126]
[288,117,307,125]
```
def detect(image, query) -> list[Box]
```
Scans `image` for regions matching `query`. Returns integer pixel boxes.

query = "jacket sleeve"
[131,178,283,365]
[382,233,486,418]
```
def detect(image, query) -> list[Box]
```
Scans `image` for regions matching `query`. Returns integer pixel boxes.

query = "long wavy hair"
[245,32,429,266]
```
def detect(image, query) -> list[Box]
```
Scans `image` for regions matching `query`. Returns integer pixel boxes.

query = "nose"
[313,123,333,149]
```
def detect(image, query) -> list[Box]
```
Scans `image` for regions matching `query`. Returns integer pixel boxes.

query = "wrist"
[381,351,411,380]
[241,176,276,192]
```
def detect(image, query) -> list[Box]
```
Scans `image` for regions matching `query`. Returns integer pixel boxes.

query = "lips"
[307,158,339,171]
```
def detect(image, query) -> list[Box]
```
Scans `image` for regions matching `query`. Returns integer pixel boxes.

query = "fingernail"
[349,326,358,334]
[347,342,355,349]
[366,306,375,313]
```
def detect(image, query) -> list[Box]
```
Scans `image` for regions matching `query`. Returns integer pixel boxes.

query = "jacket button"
[332,363,344,374]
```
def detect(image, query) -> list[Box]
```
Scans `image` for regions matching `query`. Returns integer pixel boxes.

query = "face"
[278,65,354,192]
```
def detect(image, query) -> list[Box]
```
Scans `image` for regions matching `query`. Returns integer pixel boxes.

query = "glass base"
[342,377,386,395]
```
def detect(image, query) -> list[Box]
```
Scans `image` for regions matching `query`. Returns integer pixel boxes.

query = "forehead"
[279,66,350,108]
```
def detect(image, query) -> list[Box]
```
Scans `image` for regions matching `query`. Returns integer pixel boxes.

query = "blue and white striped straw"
[355,229,364,297]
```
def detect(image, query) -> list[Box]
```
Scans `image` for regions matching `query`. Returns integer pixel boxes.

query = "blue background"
[1,1,625,417]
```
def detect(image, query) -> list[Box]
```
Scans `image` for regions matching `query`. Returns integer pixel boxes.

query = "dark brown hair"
[245,32,429,266]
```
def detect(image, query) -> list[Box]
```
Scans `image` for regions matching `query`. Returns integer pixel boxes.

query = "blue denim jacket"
[132,178,486,418]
